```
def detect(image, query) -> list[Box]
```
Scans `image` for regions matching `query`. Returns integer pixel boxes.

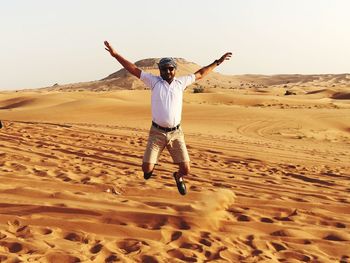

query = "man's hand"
[216,52,232,66]
[104,41,117,57]
[104,40,141,79]
[194,52,233,81]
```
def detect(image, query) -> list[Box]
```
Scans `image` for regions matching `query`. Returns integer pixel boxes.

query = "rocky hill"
[39,58,350,94]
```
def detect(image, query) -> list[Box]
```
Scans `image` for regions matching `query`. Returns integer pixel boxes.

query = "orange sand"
[0,76,350,262]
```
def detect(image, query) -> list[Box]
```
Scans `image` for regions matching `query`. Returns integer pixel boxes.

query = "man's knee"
[142,162,154,173]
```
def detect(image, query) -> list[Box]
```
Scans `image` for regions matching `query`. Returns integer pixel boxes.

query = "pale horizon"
[1,0,350,90]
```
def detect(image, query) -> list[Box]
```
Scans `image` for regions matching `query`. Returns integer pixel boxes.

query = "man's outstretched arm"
[194,52,232,81]
[104,41,142,79]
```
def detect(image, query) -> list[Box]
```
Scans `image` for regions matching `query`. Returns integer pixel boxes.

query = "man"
[104,41,232,195]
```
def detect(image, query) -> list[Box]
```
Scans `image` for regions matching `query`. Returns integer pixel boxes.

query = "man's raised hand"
[217,52,232,66]
[104,41,116,57]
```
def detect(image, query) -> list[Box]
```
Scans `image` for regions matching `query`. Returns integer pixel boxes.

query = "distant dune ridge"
[37,58,350,98]
[0,59,350,262]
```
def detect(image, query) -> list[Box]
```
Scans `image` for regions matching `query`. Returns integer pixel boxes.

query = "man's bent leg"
[177,161,190,178]
[142,126,166,180]
[142,162,155,180]
[173,162,190,195]
[167,128,190,195]
[142,162,155,174]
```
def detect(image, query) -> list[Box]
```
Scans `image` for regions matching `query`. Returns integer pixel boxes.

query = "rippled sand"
[0,87,349,262]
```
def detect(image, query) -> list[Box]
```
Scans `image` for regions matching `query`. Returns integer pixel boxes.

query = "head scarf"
[158,57,177,69]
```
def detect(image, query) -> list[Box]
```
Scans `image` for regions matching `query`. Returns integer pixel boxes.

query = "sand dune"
[0,82,350,262]
[34,58,350,94]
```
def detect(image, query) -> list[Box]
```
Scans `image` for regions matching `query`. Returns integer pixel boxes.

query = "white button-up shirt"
[140,71,195,128]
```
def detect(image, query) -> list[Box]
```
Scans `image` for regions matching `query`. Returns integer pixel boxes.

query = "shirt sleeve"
[177,74,196,90]
[140,71,160,90]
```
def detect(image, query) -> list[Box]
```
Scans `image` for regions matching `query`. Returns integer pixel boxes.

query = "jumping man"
[104,41,232,195]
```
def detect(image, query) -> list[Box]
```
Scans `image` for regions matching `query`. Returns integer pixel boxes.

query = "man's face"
[159,65,176,83]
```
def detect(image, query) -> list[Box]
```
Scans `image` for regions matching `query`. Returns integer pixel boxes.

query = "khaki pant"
[143,125,190,164]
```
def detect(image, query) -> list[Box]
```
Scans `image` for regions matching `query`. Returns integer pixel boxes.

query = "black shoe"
[173,172,186,195]
[144,170,153,180]
[0,121,2,129]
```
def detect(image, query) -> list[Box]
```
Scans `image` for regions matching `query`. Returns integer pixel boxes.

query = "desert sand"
[0,64,350,262]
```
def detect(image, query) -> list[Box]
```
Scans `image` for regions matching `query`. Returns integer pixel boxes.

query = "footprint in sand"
[323,233,349,242]
[178,220,191,230]
[199,231,213,247]
[237,214,252,222]
[279,251,312,262]
[141,255,158,263]
[32,168,48,177]
[116,239,147,254]
[9,162,27,171]
[270,241,287,252]
[39,227,53,235]
[199,238,212,247]
[180,242,203,253]
[260,217,274,223]
[170,231,182,242]
[81,176,91,184]
[90,243,103,254]
[15,225,33,239]
[335,222,347,228]
[0,232,7,239]
[167,248,197,263]
[0,241,23,253]
[64,232,88,243]
[270,230,289,237]
[104,254,119,262]
[46,252,80,263]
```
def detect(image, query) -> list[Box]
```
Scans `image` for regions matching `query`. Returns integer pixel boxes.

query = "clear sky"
[1,0,349,90]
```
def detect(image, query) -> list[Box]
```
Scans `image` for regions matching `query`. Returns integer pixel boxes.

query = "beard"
[160,72,175,83]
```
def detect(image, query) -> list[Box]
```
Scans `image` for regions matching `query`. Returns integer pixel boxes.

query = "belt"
[152,121,180,132]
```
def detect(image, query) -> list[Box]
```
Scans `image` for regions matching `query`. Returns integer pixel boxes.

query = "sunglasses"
[160,67,175,72]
